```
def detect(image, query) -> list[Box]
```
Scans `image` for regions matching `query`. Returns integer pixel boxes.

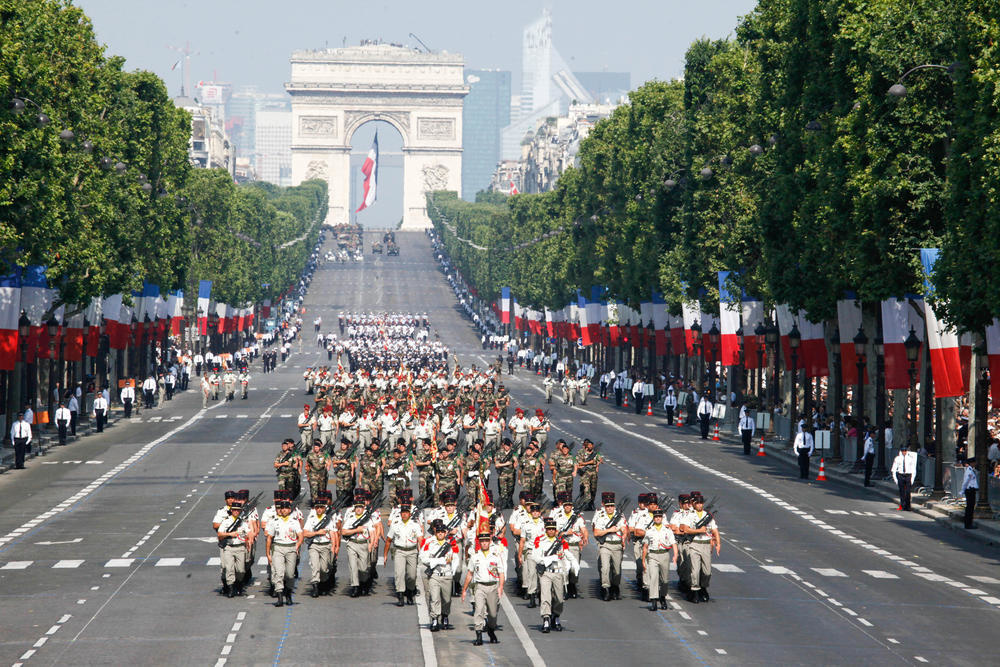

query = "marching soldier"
[223,368,237,401]
[549,440,576,499]
[316,406,336,450]
[239,369,250,399]
[385,503,423,606]
[531,517,579,633]
[435,440,462,501]
[493,438,518,509]
[507,408,529,452]
[266,500,303,607]
[461,406,480,447]
[341,493,376,597]
[682,493,720,603]
[517,501,546,608]
[434,491,466,597]
[462,530,504,646]
[384,444,412,506]
[274,439,301,497]
[217,500,251,598]
[420,519,459,632]
[508,491,531,595]
[528,409,549,452]
[305,440,331,500]
[358,441,384,497]
[574,439,601,510]
[331,438,357,505]
[519,439,545,500]
[629,493,652,600]
[592,491,627,601]
[543,374,555,403]
[212,490,240,595]
[550,492,588,598]
[670,493,693,595]
[642,508,677,610]
[413,438,436,504]
[482,410,503,452]
[302,495,338,597]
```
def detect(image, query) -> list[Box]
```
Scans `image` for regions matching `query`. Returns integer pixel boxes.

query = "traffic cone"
[647,401,654,417]
[623,394,629,408]
[816,458,827,481]
[677,410,685,427]
[536,366,541,375]
[711,422,720,441]
[756,435,766,457]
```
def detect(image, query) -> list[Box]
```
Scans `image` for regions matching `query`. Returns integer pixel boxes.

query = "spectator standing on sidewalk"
[93,392,108,432]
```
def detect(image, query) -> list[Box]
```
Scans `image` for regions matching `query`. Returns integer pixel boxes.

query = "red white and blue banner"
[356,132,379,213]
[717,271,741,367]
[921,248,966,398]
[500,287,511,324]
[0,269,21,371]
[881,297,924,390]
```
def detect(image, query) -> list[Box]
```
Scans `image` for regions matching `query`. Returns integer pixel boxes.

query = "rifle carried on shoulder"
[218,491,263,548]
[349,493,385,530]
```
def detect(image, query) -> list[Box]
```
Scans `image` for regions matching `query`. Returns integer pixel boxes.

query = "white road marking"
[104,559,134,568]
[2,561,33,569]
[761,565,793,574]
[811,568,846,578]
[414,571,437,667]
[863,570,899,579]
[53,560,84,568]
[498,592,546,667]
[969,576,1000,584]
[825,509,848,515]
[713,564,745,573]
[155,557,185,567]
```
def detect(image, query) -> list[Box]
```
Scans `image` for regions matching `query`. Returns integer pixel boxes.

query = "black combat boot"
[487,627,499,643]
[221,583,230,597]
[567,582,577,599]
[659,597,668,610]
[311,584,319,598]
[541,615,551,633]
[430,618,440,632]
[553,616,562,632]
[612,585,622,600]
[527,593,537,608]
[699,588,710,602]
[284,591,293,606]
[349,586,359,598]
[473,631,484,646]
[275,592,285,607]
[641,588,649,602]
[226,584,235,598]
[687,590,699,604]
[649,598,658,611]
[406,590,416,605]
[396,592,405,607]
[442,615,452,630]
[601,587,609,601]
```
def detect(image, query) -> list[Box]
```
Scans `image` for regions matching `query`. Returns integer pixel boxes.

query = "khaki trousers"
[271,544,298,593]
[308,541,333,584]
[598,543,623,588]
[539,568,565,617]
[221,544,246,586]
[393,547,417,593]
[473,581,499,630]
[647,550,672,598]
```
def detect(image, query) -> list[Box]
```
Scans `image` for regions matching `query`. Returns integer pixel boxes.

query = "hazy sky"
[75,0,758,97]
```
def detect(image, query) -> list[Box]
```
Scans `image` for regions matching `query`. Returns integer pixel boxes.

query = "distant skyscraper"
[227,87,291,178]
[462,69,511,201]
[573,72,632,104]
[254,108,292,186]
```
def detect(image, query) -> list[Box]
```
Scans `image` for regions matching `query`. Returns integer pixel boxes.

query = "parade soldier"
[298,404,315,445]
[519,440,545,500]
[212,490,240,596]
[528,409,549,452]
[508,408,529,452]
[642,508,677,610]
[223,369,237,401]
[341,493,375,597]
[385,504,423,606]
[266,500,303,607]
[385,444,412,506]
[316,406,336,450]
[494,438,518,509]
[274,438,301,497]
[331,438,356,505]
[305,440,331,500]
[682,494,720,603]
[543,374,555,403]
[518,501,546,608]
[460,406,480,447]
[531,517,579,633]
[302,496,338,597]
[549,440,576,499]
[629,494,652,600]
[462,531,504,646]
[413,438,436,504]
[592,491,627,600]
[670,493,694,595]
[697,393,713,439]
[420,519,459,632]
[435,441,462,500]
[217,500,251,598]
[574,439,601,510]
[239,369,250,399]
[550,492,588,598]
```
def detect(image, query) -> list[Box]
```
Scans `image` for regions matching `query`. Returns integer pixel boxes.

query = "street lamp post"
[755,322,766,400]
[17,312,30,424]
[853,325,868,427]
[765,320,780,424]
[874,334,888,478]
[707,323,720,399]
[830,328,843,459]
[98,320,109,392]
[647,319,655,376]
[788,324,801,438]
[46,316,58,427]
[691,321,702,391]
[736,326,745,406]
[904,327,921,448]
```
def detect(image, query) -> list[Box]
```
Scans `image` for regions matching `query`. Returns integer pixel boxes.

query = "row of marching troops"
[213,484,720,645]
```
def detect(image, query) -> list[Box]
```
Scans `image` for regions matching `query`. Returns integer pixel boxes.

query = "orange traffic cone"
[756,435,766,456]
[711,422,720,441]
[677,410,685,427]
[536,366,541,375]
[623,394,629,408]
[816,458,827,481]
[647,401,654,417]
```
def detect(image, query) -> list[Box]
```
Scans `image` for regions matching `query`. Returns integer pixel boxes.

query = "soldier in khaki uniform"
[385,504,423,606]
[574,439,602,510]
[550,492,588,598]
[592,491,627,601]
[642,509,677,610]
[530,517,579,633]
[216,501,251,598]
[420,519,459,632]
[462,531,504,646]
[340,493,375,597]
[518,502,546,608]
[274,439,301,497]
[266,500,303,607]
[302,494,338,597]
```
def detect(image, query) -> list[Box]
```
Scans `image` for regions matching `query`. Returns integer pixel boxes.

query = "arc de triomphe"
[286,44,467,229]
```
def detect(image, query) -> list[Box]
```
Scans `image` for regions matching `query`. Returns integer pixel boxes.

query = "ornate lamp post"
[904,327,921,448]
[755,322,766,399]
[209,312,220,354]
[765,320,780,416]
[830,328,842,459]
[691,321,702,390]
[46,315,59,425]
[707,323,720,398]
[853,325,868,427]
[874,333,888,477]
[647,319,655,376]
[788,323,801,437]
[18,312,31,415]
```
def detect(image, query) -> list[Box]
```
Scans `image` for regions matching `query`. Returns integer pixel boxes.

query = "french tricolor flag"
[21,266,54,363]
[798,312,827,378]
[513,297,524,331]
[0,269,21,371]
[167,290,184,336]
[986,319,1000,406]
[356,132,379,213]
[197,280,212,335]
[578,292,592,346]
[837,295,868,385]
[717,271,741,367]
[500,287,511,325]
[587,287,603,345]
[741,291,764,369]
[84,296,101,358]
[681,300,700,355]
[881,297,924,390]
[921,249,966,398]
[669,312,684,355]
[652,291,668,355]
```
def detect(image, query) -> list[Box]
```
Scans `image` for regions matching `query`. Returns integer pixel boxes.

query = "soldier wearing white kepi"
[385,504,423,606]
[341,493,375,597]
[266,500,303,607]
[302,494,338,598]
[681,493,720,603]
[217,500,252,598]
[592,491,626,601]
[462,531,504,646]
[518,501,546,608]
[549,492,588,598]
[670,493,694,596]
[642,509,677,611]
[543,374,555,403]
[531,517,579,633]
[421,519,460,632]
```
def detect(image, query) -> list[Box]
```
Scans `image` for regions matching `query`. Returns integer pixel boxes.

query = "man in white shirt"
[67,393,79,436]
[10,412,32,469]
[663,386,677,426]
[142,375,157,409]
[860,428,876,487]
[696,394,714,440]
[793,425,815,479]
[121,382,136,418]
[890,443,918,510]
[961,457,979,529]
[739,409,755,455]
[93,392,109,433]
[54,402,72,445]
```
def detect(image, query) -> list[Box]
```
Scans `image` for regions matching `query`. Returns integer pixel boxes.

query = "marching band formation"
[213,310,721,645]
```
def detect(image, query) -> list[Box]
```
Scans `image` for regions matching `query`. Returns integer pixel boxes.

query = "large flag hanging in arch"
[356,132,379,213]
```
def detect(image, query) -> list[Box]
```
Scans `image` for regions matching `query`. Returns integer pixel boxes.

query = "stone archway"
[287,43,468,229]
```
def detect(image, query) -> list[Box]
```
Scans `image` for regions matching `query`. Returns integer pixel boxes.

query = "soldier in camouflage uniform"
[274,438,302,497]
[358,441,384,497]
[305,440,331,500]
[384,444,412,506]
[494,438,518,509]
[331,437,357,505]
[464,445,489,504]
[435,441,462,501]
[496,384,511,421]
[574,439,602,510]
[413,438,436,504]
[549,439,576,500]
[519,439,545,500]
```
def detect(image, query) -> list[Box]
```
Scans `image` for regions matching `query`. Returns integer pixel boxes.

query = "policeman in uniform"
[592,491,626,600]
[462,531,503,646]
[420,519,459,631]
[739,408,756,455]
[697,393,713,439]
[642,508,677,610]
[385,503,423,606]
[120,382,136,418]
[302,495,338,597]
[266,500,303,607]
[663,385,677,425]
[54,402,71,445]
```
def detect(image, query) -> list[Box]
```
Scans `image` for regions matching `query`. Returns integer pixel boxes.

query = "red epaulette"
[500,537,508,547]
[533,535,542,548]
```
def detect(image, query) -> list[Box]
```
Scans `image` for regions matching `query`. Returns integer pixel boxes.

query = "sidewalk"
[519,369,1000,548]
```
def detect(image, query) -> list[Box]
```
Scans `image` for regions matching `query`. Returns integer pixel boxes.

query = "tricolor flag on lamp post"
[652,291,668,356]
[500,287,511,325]
[921,248,966,398]
[0,269,21,371]
[197,280,212,335]
[355,132,379,213]
[717,271,741,367]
